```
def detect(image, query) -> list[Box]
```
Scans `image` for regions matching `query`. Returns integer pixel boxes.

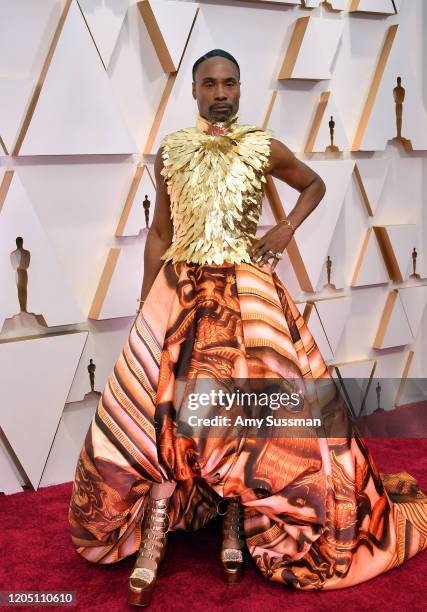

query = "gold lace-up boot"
[127,497,170,607]
[220,497,245,584]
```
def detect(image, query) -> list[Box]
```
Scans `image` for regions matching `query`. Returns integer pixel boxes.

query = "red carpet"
[1,439,426,612]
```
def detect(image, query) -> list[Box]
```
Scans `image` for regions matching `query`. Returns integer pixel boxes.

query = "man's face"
[192,56,240,123]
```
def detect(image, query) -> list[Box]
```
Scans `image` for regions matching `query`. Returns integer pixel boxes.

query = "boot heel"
[127,584,153,607]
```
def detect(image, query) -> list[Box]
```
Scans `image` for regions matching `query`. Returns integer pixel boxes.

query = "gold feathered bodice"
[159,113,273,265]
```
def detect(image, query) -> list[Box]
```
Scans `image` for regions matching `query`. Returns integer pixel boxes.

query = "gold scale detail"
[159,113,273,265]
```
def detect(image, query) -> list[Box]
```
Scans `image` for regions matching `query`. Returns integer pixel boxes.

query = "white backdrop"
[0,0,426,494]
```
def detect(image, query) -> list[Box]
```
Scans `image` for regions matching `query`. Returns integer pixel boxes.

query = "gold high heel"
[127,497,170,607]
[220,497,245,584]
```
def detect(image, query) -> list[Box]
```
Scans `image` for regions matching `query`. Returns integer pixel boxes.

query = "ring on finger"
[262,251,274,263]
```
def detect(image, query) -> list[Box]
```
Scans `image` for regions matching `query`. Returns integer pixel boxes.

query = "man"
[69,49,427,608]
[128,48,326,605]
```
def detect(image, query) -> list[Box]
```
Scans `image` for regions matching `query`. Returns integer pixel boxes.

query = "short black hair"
[192,49,240,82]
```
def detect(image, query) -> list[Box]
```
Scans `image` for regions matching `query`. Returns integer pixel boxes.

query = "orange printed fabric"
[69,261,427,589]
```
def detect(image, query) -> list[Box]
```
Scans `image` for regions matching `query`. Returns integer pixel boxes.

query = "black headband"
[192,49,240,81]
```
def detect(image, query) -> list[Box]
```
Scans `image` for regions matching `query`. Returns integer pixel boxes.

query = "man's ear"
[191,84,196,100]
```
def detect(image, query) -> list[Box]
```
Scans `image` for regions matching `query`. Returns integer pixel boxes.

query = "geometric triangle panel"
[374,224,418,282]
[88,241,146,320]
[314,295,351,355]
[398,285,427,338]
[0,331,88,489]
[20,0,137,155]
[351,227,390,287]
[273,160,354,291]
[138,0,199,72]
[0,173,84,333]
[304,302,334,362]
[39,396,98,488]
[77,0,129,68]
[354,24,427,151]
[373,289,413,349]
[354,158,390,216]
[305,91,350,152]
[116,164,156,237]
[279,16,343,81]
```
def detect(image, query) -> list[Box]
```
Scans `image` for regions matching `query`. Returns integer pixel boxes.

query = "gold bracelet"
[277,218,296,232]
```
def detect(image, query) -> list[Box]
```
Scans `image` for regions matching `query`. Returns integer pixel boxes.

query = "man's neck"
[196,112,238,135]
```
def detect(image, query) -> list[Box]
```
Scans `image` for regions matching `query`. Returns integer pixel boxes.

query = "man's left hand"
[248,225,294,268]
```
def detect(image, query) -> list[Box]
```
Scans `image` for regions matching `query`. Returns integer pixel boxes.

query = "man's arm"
[138,148,173,307]
[249,138,326,263]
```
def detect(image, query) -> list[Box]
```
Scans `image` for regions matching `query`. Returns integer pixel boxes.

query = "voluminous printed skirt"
[69,260,427,590]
